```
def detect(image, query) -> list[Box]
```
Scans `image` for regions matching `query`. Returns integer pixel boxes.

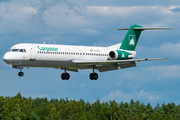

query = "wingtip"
[163,58,168,61]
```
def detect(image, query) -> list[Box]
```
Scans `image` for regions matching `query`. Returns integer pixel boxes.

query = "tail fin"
[118,25,172,51]
[119,25,143,51]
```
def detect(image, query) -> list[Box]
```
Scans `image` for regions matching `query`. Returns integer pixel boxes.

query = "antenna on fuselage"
[43,42,45,44]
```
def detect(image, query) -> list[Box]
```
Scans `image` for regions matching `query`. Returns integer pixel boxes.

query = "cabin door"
[28,45,36,61]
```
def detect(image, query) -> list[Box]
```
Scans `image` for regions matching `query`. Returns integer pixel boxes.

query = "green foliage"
[0,93,179,120]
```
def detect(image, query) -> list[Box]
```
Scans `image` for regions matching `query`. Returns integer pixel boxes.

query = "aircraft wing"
[72,58,167,72]
[72,58,167,64]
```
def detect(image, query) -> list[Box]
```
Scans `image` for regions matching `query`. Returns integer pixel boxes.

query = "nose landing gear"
[18,69,24,77]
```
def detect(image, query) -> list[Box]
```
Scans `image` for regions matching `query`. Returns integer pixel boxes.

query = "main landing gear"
[18,69,24,77]
[61,69,70,80]
[89,66,98,80]
[90,73,98,80]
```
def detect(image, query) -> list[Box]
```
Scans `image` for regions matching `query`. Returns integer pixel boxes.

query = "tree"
[150,112,164,120]
[0,96,9,119]
[46,104,58,120]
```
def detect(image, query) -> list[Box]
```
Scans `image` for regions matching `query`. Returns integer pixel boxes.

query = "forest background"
[0,93,179,120]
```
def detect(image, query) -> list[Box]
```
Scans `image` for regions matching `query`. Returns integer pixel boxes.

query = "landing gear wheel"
[89,73,98,80]
[65,73,70,80]
[18,72,24,77]
[61,73,70,80]
[90,73,94,80]
[94,73,98,80]
[61,73,66,80]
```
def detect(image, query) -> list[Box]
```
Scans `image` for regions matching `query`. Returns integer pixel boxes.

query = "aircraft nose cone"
[3,53,11,64]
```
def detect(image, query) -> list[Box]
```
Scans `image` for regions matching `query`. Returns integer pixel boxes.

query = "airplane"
[3,25,171,80]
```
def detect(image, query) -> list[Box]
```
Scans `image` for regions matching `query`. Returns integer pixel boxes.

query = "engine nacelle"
[109,50,118,60]
[109,50,131,60]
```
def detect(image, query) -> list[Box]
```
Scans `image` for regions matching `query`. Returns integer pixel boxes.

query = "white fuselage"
[3,43,136,70]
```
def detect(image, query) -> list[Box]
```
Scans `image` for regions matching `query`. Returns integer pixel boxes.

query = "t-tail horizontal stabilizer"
[118,25,173,51]
[117,28,173,30]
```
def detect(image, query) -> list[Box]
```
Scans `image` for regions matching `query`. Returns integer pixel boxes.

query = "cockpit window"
[9,49,26,52]
[18,49,27,53]
[12,49,19,52]
[19,49,23,52]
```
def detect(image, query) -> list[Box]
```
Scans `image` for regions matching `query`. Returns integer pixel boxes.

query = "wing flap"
[97,64,119,72]
[61,68,78,72]
[118,62,136,69]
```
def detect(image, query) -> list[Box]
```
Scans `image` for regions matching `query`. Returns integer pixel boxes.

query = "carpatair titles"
[37,46,58,52]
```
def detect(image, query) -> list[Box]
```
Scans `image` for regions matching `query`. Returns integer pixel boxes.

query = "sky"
[1,0,180,107]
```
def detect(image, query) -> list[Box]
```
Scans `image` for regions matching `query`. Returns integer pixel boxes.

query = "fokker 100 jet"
[3,25,170,80]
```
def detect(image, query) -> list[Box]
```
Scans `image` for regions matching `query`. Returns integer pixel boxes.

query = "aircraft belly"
[12,59,91,69]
